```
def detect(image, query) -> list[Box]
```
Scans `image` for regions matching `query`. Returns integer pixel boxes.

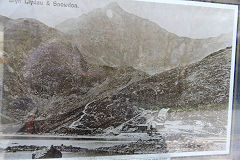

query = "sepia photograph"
[0,0,238,159]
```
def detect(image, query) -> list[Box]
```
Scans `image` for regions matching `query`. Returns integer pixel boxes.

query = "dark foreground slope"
[1,16,63,123]
[40,47,232,134]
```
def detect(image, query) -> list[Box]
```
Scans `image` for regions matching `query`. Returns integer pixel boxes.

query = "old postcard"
[0,0,238,159]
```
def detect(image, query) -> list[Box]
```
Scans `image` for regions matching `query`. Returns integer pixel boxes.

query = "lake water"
[0,151,100,159]
[0,138,134,149]
[0,137,135,159]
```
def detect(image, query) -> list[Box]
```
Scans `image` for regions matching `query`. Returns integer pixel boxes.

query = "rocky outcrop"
[23,41,88,97]
[32,145,62,159]
[96,138,168,154]
[68,96,139,132]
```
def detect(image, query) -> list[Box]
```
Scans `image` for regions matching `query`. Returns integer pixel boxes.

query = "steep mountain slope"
[0,15,149,133]
[115,47,232,109]
[48,47,232,133]
[3,35,148,127]
[56,2,232,74]
[32,65,148,134]
[1,16,64,123]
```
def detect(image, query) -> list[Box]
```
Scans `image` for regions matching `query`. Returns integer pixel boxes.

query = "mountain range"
[0,2,233,134]
[56,2,232,74]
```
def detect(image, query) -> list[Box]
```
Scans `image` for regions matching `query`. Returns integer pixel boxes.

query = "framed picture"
[0,0,239,159]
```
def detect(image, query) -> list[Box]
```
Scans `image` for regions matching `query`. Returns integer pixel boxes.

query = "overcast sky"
[0,0,236,39]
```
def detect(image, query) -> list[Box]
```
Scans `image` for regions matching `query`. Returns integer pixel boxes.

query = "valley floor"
[158,108,228,153]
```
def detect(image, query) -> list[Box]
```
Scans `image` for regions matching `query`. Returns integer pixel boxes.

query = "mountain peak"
[105,2,123,11]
